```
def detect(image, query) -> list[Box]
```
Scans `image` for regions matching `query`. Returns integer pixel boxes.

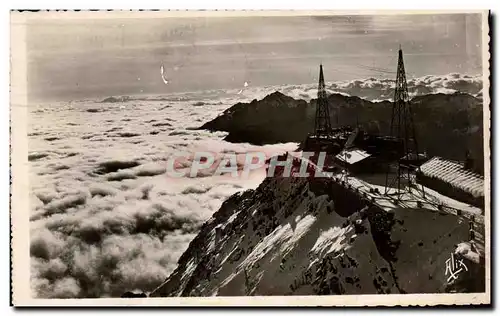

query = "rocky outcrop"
[99,96,131,103]
[200,92,311,145]
[150,176,484,297]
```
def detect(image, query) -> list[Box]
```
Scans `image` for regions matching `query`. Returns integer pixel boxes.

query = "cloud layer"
[29,96,296,298]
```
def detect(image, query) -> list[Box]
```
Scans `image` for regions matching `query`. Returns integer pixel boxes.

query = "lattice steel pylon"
[314,64,332,136]
[384,47,421,195]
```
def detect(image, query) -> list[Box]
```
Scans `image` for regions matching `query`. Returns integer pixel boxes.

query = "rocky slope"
[200,92,484,174]
[150,176,484,297]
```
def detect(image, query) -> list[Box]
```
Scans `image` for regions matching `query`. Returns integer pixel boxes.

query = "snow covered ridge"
[166,151,333,179]
[150,176,485,297]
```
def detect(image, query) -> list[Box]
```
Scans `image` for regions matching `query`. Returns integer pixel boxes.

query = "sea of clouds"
[28,96,297,298]
[28,73,482,298]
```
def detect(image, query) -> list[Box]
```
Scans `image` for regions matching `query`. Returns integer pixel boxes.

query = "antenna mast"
[314,64,332,136]
[384,47,420,195]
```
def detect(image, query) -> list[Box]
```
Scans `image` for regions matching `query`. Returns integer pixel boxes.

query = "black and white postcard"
[10,10,490,306]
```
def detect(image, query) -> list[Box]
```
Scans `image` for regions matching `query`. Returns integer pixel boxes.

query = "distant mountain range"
[200,91,484,174]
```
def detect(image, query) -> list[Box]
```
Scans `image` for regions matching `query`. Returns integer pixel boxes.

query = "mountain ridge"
[200,91,484,174]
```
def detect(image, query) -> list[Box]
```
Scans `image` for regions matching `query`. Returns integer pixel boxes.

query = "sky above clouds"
[27,13,483,102]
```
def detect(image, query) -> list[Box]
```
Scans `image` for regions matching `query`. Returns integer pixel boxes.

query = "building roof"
[418,157,484,198]
[336,148,372,165]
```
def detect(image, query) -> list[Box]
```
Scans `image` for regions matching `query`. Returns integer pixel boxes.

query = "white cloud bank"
[28,97,296,298]
[231,73,482,102]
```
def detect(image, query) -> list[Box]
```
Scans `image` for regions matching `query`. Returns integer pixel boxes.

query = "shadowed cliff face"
[150,176,484,297]
[200,92,484,174]
[200,92,311,145]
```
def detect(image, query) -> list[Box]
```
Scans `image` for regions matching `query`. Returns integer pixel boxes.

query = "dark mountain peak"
[199,90,310,145]
[327,93,366,105]
[266,90,286,98]
[309,92,390,108]
[411,92,479,102]
[261,91,299,103]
